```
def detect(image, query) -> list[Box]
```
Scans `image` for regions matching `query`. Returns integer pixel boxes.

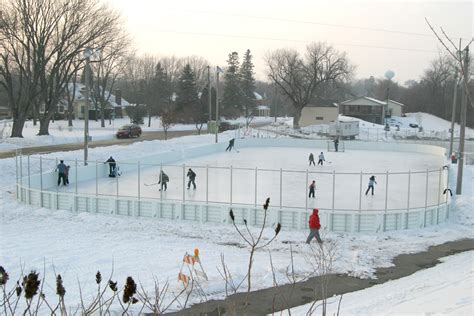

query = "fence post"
[436,168,442,224]
[75,159,78,212]
[254,167,258,207]
[406,170,411,229]
[230,165,233,205]
[305,169,308,210]
[445,166,450,219]
[55,157,58,209]
[138,161,141,217]
[27,155,31,204]
[424,169,429,227]
[160,164,163,201]
[332,170,336,212]
[279,168,283,209]
[358,171,363,232]
[95,160,98,196]
[182,164,186,203]
[15,151,19,198]
[384,171,389,212]
[206,165,209,204]
[19,155,23,202]
[40,156,43,207]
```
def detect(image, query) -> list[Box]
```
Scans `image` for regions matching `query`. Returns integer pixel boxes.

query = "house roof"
[67,83,130,107]
[388,99,404,106]
[254,92,263,100]
[257,105,270,110]
[304,97,338,108]
[340,96,386,106]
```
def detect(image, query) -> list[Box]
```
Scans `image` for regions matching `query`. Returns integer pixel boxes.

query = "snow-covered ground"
[266,113,474,142]
[290,250,474,315]
[1,132,473,314]
[0,116,273,151]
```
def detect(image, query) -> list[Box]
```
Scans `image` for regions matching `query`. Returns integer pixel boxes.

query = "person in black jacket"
[158,170,169,191]
[187,168,196,190]
[104,156,116,176]
[226,138,235,152]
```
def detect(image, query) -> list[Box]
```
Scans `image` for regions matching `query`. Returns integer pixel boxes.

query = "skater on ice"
[306,208,323,244]
[365,175,377,196]
[226,138,235,152]
[158,170,169,191]
[317,152,325,166]
[187,168,196,190]
[309,153,315,166]
[334,137,339,152]
[55,160,68,186]
[309,180,316,198]
[104,156,117,177]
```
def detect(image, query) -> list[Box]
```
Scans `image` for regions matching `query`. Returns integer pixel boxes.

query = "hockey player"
[309,153,315,166]
[226,138,235,152]
[308,180,316,198]
[55,160,68,186]
[187,168,196,190]
[317,152,325,166]
[158,170,169,191]
[365,175,377,196]
[306,208,323,244]
[334,137,339,152]
[104,156,117,177]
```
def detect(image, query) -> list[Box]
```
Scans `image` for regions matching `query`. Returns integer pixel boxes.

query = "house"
[298,99,339,127]
[0,104,12,119]
[67,83,130,120]
[387,99,404,117]
[339,97,404,124]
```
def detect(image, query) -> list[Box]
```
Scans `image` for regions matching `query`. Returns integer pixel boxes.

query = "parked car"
[219,121,236,132]
[116,124,142,138]
[409,123,419,128]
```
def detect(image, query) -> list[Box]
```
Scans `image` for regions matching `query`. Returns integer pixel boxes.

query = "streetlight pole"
[448,69,459,159]
[215,67,220,144]
[207,65,212,122]
[84,49,91,166]
[456,46,470,195]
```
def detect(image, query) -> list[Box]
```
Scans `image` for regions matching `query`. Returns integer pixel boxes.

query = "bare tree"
[91,30,131,127]
[0,0,124,136]
[265,42,353,129]
[160,104,175,140]
[180,55,210,91]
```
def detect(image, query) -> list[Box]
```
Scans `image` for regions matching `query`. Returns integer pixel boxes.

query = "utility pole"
[448,68,459,159]
[84,50,91,166]
[207,66,212,122]
[215,67,220,143]
[456,46,469,195]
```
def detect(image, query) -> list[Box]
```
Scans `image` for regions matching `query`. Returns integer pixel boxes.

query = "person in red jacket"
[306,208,323,244]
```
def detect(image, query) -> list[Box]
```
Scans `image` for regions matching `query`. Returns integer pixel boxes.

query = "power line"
[155,29,440,54]
[162,7,471,40]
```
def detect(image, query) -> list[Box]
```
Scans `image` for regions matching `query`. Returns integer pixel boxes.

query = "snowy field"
[49,147,447,211]
[268,112,474,142]
[1,132,473,314]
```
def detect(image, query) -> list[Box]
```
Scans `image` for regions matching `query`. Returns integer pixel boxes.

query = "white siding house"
[299,101,339,127]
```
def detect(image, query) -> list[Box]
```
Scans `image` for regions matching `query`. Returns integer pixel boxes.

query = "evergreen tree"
[222,52,242,118]
[176,64,199,123]
[239,49,257,127]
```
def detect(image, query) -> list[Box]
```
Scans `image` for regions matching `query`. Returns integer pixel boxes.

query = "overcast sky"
[106,0,472,84]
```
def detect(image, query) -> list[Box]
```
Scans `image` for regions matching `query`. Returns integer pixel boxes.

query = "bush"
[126,106,147,125]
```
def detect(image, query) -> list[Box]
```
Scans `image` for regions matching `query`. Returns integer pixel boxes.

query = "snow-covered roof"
[257,105,270,110]
[67,82,130,107]
[340,96,386,106]
[254,92,263,100]
[388,99,404,106]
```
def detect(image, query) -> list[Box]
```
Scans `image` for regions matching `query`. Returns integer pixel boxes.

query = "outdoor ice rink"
[54,147,447,211]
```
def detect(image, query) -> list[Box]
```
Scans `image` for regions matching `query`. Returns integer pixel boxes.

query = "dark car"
[116,124,142,138]
[409,123,419,128]
[219,121,236,132]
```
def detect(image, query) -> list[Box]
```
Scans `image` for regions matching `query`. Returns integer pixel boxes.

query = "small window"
[315,116,324,120]
[58,105,65,113]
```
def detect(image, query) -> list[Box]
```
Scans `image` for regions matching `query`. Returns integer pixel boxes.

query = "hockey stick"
[144,182,159,186]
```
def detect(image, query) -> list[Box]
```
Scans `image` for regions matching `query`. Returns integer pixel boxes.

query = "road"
[0,130,200,158]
